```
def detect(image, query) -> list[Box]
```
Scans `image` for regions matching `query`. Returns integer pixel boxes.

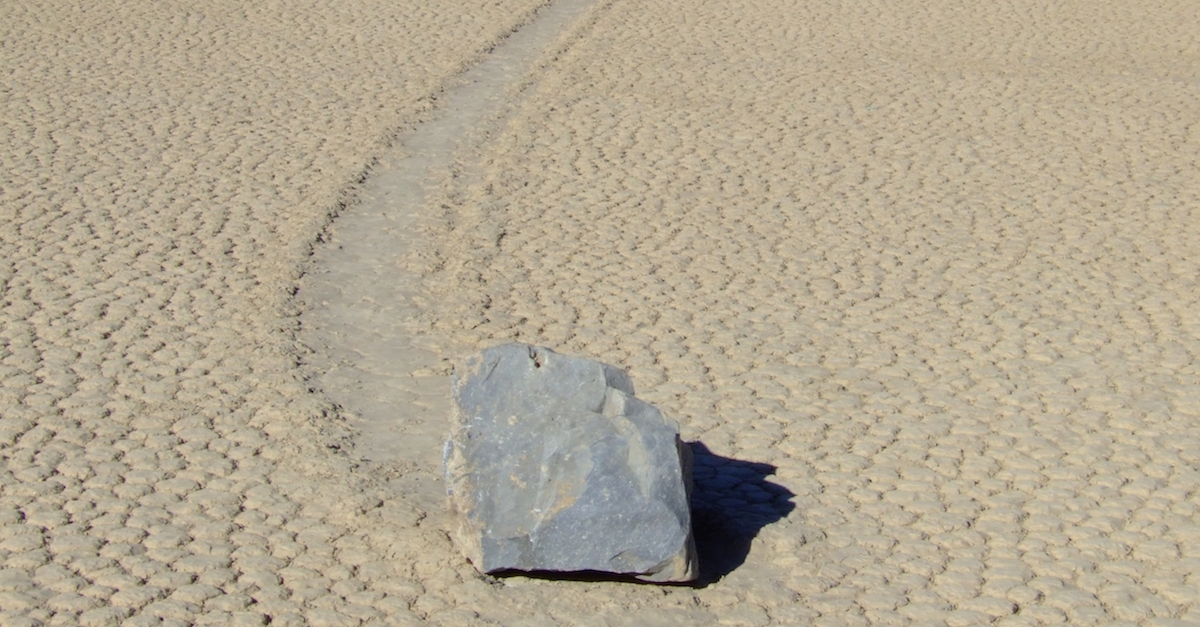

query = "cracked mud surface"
[3,0,1200,625]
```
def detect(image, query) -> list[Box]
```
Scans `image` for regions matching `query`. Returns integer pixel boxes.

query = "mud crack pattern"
[420,0,1200,624]
[1,1,552,625]
[3,0,1200,624]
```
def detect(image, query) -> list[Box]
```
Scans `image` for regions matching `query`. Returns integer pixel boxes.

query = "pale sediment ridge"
[298,0,608,522]
[3,0,1200,625]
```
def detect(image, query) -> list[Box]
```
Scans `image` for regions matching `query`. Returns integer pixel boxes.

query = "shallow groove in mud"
[298,0,602,514]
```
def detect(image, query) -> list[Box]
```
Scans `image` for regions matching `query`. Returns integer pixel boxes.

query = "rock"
[443,343,698,582]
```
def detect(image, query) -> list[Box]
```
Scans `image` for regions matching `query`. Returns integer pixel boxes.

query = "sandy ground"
[3,0,1200,625]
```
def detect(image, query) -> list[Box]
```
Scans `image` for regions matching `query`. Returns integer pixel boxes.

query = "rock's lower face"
[443,344,698,582]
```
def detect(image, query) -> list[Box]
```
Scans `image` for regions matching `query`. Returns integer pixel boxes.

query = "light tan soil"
[3,0,1200,625]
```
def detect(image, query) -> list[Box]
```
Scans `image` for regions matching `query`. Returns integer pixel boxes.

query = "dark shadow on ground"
[689,441,795,585]
[488,568,657,584]
[487,441,794,587]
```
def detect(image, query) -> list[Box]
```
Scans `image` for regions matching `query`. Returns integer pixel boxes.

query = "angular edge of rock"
[443,343,698,583]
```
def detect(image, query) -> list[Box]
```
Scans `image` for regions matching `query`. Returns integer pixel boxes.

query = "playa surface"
[3,0,1200,625]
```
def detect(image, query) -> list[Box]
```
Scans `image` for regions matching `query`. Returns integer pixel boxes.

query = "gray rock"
[443,343,697,582]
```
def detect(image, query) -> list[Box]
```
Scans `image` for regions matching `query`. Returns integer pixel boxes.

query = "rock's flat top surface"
[445,344,696,581]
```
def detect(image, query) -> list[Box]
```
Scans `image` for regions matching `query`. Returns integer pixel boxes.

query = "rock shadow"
[689,441,795,585]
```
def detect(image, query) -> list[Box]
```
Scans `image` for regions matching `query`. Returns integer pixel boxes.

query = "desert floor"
[3,0,1200,625]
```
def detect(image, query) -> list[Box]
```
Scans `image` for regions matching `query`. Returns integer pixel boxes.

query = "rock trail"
[299,0,607,521]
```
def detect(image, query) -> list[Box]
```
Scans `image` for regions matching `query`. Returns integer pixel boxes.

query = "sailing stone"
[443,343,698,582]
